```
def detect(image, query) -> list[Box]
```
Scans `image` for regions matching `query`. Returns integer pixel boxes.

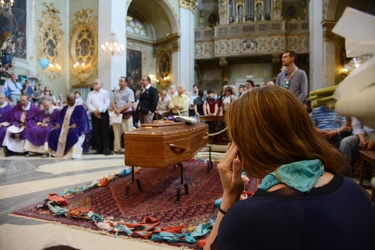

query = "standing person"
[22,79,34,99]
[86,79,111,155]
[24,99,60,158]
[48,93,89,159]
[245,79,254,92]
[155,90,171,120]
[137,75,158,124]
[168,84,190,116]
[31,84,44,105]
[166,84,178,101]
[74,91,85,106]
[5,73,22,104]
[205,90,220,116]
[189,85,199,116]
[0,93,12,145]
[238,86,245,97]
[204,86,375,250]
[194,89,205,117]
[219,86,237,115]
[111,76,134,154]
[276,51,308,103]
[2,94,39,156]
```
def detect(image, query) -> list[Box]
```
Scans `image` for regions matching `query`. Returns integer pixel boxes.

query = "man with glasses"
[276,51,308,104]
[137,75,158,124]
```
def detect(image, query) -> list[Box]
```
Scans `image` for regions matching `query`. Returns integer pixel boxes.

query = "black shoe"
[104,148,111,156]
[4,147,14,157]
[95,150,103,154]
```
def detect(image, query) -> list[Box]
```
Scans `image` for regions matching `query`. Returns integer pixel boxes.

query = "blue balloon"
[39,58,50,69]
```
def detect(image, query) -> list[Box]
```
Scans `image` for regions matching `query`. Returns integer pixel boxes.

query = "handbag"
[122,110,132,119]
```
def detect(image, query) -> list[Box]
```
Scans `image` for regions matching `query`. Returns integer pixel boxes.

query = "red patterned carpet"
[12,161,222,248]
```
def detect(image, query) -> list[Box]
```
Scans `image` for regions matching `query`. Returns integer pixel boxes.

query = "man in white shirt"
[5,73,23,104]
[86,79,111,155]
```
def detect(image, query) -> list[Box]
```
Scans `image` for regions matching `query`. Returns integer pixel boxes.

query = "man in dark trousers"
[137,75,158,124]
[86,79,111,155]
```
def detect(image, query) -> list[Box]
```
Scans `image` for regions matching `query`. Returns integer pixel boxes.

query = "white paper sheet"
[332,7,375,140]
[109,111,122,125]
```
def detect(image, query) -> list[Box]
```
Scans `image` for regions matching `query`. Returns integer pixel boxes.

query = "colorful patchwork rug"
[11,161,223,249]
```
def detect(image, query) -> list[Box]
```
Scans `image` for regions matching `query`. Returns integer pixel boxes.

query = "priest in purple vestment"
[48,93,89,159]
[3,94,39,156]
[24,99,60,158]
[0,93,12,145]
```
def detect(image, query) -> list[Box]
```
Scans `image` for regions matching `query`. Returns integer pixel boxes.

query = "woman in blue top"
[205,86,375,250]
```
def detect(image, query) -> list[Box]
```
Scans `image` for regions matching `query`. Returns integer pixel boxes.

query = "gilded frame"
[156,51,172,89]
[37,3,63,80]
[70,9,97,86]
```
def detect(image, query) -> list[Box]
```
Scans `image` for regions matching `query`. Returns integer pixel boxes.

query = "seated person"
[339,117,374,165]
[168,84,190,116]
[0,93,12,145]
[155,90,170,120]
[310,104,351,148]
[2,94,39,156]
[24,99,60,158]
[48,93,89,159]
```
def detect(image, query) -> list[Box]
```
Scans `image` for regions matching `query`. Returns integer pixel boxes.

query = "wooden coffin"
[124,122,209,168]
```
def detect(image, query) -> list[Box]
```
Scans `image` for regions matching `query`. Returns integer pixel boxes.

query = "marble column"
[309,0,323,91]
[177,6,195,91]
[97,0,127,91]
[322,21,337,88]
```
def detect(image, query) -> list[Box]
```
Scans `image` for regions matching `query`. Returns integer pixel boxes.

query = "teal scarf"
[258,159,324,193]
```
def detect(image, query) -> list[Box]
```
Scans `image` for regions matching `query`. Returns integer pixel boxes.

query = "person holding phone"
[205,86,375,250]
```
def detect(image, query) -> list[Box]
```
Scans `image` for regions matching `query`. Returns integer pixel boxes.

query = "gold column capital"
[322,20,337,42]
[180,0,198,13]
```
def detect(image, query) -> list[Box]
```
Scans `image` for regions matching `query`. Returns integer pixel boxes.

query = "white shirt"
[86,88,111,113]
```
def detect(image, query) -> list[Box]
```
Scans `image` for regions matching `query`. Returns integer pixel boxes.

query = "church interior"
[0,0,375,249]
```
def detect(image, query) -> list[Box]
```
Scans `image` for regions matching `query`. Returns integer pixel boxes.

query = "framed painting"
[0,0,27,59]
[126,49,142,91]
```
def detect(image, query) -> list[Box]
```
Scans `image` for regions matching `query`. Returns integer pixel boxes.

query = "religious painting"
[0,0,27,59]
[70,9,97,85]
[157,51,171,89]
[126,49,142,91]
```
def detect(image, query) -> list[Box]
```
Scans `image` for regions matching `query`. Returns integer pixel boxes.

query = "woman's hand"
[217,143,243,211]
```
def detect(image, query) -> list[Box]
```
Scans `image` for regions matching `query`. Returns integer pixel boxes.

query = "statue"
[0,32,15,80]
[219,0,227,25]
[199,9,204,27]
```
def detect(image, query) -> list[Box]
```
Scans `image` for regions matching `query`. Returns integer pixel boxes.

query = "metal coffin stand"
[124,122,209,203]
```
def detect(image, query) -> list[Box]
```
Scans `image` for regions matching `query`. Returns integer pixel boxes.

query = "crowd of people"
[0,51,373,169]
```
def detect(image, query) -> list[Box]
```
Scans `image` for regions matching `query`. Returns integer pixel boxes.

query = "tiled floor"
[0,146,225,250]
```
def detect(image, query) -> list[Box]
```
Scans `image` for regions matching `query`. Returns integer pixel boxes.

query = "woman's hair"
[159,90,167,97]
[225,86,233,95]
[198,89,204,98]
[226,86,349,179]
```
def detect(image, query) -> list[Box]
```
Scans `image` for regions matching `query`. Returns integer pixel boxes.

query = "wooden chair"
[358,151,375,206]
